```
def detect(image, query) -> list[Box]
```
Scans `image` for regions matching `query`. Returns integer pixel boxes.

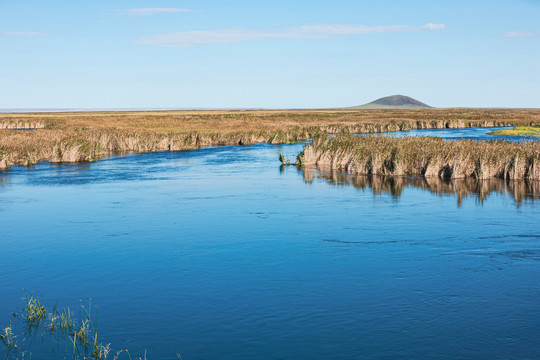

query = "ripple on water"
[0,141,539,360]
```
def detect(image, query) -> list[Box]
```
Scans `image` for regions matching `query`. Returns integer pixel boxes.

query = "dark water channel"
[0,128,539,359]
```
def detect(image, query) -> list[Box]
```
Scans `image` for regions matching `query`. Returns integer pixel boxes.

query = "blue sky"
[1,0,539,109]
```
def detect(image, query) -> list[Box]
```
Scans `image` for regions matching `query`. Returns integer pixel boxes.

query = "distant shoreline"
[1,107,539,114]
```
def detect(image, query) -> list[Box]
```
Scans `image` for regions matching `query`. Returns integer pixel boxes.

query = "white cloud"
[422,23,446,31]
[3,32,48,36]
[137,23,446,47]
[113,8,195,16]
[502,31,538,38]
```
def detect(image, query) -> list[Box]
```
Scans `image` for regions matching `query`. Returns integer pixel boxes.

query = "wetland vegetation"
[1,294,151,360]
[1,108,538,170]
[296,132,540,180]
[489,126,540,137]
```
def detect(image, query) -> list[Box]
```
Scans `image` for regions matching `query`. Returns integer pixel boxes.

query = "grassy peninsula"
[296,133,540,180]
[0,108,539,170]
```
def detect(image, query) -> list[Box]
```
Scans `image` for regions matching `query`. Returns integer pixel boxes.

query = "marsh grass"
[297,133,540,180]
[279,153,294,165]
[1,109,538,169]
[0,325,17,352]
[59,308,74,334]
[1,294,150,360]
[23,295,46,332]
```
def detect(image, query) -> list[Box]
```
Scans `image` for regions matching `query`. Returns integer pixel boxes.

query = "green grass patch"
[489,126,540,136]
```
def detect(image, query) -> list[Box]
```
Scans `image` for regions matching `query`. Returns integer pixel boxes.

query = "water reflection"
[301,167,540,206]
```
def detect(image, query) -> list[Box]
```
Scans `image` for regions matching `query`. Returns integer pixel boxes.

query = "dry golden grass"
[1,108,539,132]
[1,108,539,169]
[297,132,540,180]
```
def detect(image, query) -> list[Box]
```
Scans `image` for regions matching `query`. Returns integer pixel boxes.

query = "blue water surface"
[0,140,539,360]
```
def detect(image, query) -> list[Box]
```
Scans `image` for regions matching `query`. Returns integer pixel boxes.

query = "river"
[0,127,539,359]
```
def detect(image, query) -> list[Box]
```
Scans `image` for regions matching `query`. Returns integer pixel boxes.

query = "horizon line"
[1,106,538,114]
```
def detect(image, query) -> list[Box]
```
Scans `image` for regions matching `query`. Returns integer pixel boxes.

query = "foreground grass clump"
[489,126,540,136]
[1,294,155,360]
[23,295,46,331]
[1,108,538,169]
[0,326,17,352]
[296,133,540,180]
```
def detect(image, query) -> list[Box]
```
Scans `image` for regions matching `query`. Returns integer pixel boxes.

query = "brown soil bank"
[296,133,540,180]
[1,108,539,170]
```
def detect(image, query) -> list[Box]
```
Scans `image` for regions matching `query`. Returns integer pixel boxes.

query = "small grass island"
[489,126,540,136]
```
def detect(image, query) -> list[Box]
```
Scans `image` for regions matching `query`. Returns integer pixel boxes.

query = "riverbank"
[1,108,539,169]
[296,133,540,180]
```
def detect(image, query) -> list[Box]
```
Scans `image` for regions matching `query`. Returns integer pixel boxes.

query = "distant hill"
[350,95,432,109]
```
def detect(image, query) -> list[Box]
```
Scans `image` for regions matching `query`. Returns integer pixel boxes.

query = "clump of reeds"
[296,133,540,180]
[23,295,47,331]
[279,153,295,165]
[0,325,17,352]
[1,294,151,360]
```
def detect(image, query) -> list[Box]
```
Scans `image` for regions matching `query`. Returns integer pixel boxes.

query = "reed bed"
[1,108,538,133]
[0,127,310,169]
[1,108,539,169]
[296,133,540,180]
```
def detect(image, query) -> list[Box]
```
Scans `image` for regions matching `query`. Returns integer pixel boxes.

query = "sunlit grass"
[1,108,538,169]
[297,132,540,180]
[0,325,17,352]
[23,295,46,331]
[489,126,540,136]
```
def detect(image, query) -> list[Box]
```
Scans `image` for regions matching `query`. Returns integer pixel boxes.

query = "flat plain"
[1,108,539,170]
